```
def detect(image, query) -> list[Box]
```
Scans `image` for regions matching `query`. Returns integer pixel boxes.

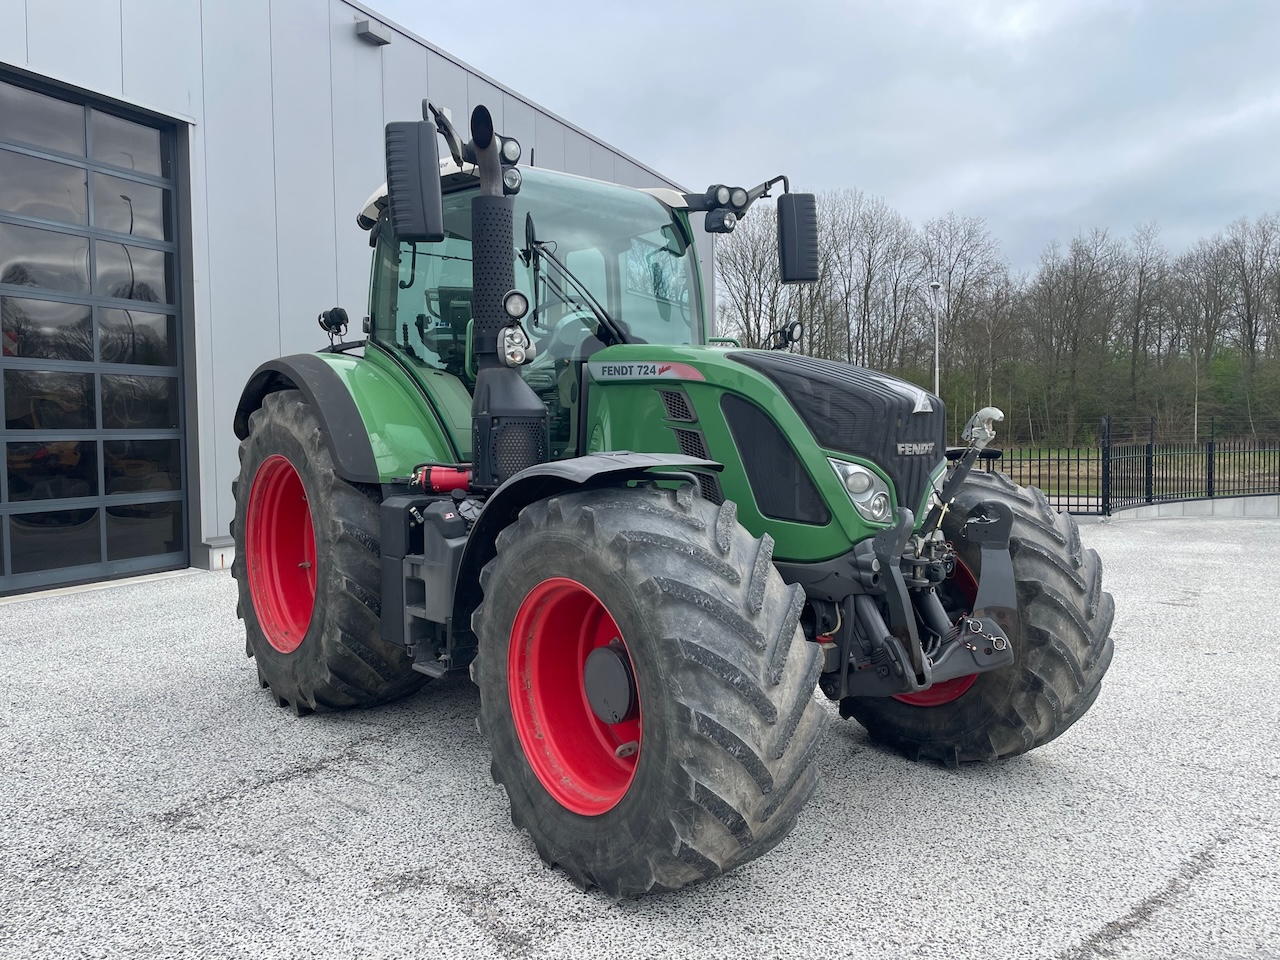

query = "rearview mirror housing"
[777,192,818,283]
[384,121,445,242]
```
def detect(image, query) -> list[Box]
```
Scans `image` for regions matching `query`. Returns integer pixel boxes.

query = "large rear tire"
[844,470,1114,763]
[472,485,828,899]
[231,390,425,714]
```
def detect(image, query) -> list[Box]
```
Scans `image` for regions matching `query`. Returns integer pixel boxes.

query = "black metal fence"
[985,417,1280,516]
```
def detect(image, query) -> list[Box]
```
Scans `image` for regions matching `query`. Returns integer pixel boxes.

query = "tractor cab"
[361,162,705,459]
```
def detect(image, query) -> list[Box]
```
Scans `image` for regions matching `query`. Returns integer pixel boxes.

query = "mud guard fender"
[452,452,721,633]
[234,354,379,485]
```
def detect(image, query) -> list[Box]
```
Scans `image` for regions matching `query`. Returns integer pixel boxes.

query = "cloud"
[953,0,1137,46]
[369,0,1280,267]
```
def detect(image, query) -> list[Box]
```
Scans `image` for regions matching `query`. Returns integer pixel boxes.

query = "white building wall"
[0,0,700,568]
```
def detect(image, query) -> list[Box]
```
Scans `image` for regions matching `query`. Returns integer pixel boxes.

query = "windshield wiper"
[522,214,627,345]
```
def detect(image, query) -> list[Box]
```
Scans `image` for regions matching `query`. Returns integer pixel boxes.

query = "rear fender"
[234,354,379,484]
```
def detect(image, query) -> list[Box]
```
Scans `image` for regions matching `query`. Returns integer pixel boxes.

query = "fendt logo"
[896,442,936,456]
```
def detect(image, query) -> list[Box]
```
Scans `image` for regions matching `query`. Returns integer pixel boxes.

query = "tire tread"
[230,389,425,712]
[472,486,827,898]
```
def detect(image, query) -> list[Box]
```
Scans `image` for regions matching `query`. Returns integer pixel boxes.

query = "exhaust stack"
[458,105,548,489]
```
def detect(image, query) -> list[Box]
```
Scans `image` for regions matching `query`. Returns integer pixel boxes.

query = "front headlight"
[828,458,894,525]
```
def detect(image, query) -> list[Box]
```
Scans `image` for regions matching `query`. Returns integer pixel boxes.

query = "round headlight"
[869,492,891,522]
[730,187,748,208]
[844,470,873,495]
[715,185,730,206]
[504,342,526,366]
[501,137,521,163]
[502,167,522,192]
[502,289,529,319]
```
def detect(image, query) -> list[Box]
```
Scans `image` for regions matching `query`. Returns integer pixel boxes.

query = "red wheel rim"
[893,556,980,707]
[245,455,317,654]
[508,577,641,816]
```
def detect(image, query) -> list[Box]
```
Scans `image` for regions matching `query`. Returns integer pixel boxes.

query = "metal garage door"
[0,75,187,595]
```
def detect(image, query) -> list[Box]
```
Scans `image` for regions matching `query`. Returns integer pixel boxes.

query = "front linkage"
[781,408,1017,703]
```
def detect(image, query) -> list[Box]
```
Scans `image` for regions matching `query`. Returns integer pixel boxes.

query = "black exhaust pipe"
[465,105,548,489]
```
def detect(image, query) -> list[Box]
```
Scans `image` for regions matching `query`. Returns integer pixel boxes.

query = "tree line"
[715,191,1280,445]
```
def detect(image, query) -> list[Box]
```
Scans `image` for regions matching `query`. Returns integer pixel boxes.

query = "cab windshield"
[371,167,702,376]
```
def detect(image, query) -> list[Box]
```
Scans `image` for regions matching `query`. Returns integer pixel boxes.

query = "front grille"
[721,394,830,525]
[731,352,944,515]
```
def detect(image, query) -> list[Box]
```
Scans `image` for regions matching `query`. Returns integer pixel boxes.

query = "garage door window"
[0,75,185,594]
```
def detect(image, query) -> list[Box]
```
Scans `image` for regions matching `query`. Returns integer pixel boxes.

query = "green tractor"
[231,104,1114,898]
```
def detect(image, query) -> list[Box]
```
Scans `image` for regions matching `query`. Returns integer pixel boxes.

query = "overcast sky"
[373,0,1280,272]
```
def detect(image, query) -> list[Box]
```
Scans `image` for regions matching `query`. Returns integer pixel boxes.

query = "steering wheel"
[521,309,597,392]
[533,309,597,355]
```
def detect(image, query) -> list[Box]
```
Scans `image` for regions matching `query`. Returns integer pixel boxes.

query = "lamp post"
[927,280,942,397]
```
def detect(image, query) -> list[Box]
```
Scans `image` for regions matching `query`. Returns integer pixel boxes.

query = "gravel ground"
[2,517,1278,960]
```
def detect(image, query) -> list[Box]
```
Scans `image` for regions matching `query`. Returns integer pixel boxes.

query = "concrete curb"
[1107,493,1280,520]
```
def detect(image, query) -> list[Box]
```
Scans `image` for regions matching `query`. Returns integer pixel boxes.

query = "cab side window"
[370,191,475,377]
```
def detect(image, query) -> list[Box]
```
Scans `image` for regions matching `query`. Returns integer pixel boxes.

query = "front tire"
[472,485,828,899]
[844,470,1115,763]
[231,390,425,714]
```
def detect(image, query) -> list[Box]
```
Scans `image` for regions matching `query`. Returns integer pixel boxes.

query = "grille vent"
[487,419,547,484]
[674,429,708,459]
[659,390,696,422]
[470,197,514,337]
[692,471,724,505]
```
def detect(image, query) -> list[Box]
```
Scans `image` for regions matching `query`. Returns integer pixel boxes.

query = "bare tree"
[1224,214,1278,376]
[711,184,1280,442]
[1123,223,1168,406]
[715,209,786,349]
[919,212,1005,405]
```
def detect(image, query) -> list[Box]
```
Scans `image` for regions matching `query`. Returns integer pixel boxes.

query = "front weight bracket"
[963,499,1019,646]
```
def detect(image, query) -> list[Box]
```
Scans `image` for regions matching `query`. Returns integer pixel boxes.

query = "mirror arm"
[425,100,465,167]
[398,245,418,289]
[744,174,789,207]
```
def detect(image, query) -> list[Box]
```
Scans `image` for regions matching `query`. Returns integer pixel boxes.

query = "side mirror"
[777,192,818,283]
[384,120,444,242]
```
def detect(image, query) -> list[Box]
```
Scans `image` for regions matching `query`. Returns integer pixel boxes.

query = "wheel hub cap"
[583,644,637,725]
